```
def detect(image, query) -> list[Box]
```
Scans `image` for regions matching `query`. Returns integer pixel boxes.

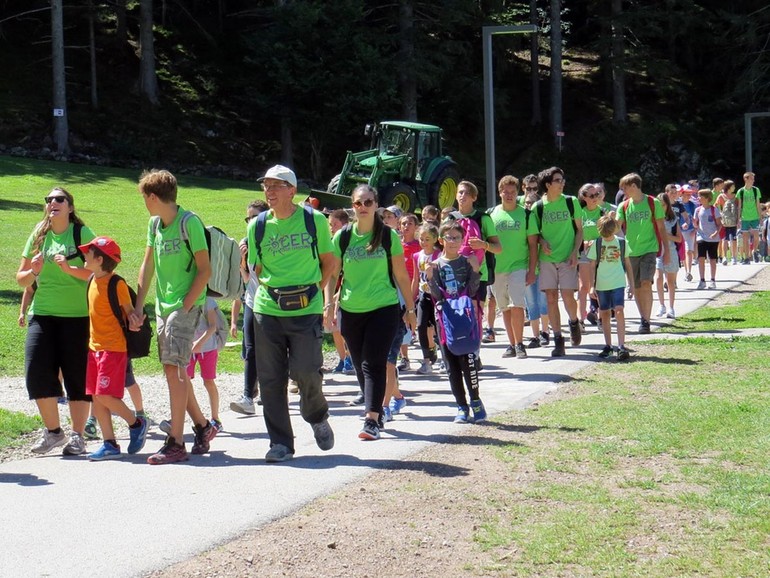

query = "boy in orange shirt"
[80,236,148,460]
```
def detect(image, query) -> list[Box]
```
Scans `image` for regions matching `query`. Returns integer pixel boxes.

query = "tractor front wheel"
[327,174,341,194]
[380,183,417,213]
[430,166,460,209]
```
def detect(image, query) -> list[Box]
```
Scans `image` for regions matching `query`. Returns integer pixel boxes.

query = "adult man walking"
[247,165,335,462]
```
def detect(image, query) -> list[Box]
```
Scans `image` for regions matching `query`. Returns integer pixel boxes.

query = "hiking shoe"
[311,418,334,451]
[666,308,676,319]
[539,331,550,347]
[148,437,189,465]
[62,432,86,456]
[515,344,527,359]
[332,358,345,373]
[597,345,613,358]
[230,396,255,415]
[289,380,299,394]
[158,419,172,435]
[551,335,566,357]
[527,336,541,349]
[88,442,121,461]
[708,280,717,290]
[616,346,631,361]
[586,309,598,325]
[454,406,473,424]
[84,416,99,440]
[31,429,67,454]
[481,328,495,343]
[127,416,149,454]
[416,361,433,375]
[265,444,294,463]
[359,417,380,440]
[397,357,411,372]
[211,419,224,433]
[638,320,651,334]
[656,304,666,318]
[342,356,355,375]
[348,392,365,406]
[685,272,693,282]
[388,395,407,415]
[191,421,217,455]
[470,399,487,422]
[568,320,582,346]
[502,345,515,358]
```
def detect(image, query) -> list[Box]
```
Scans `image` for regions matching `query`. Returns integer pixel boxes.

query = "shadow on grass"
[0,199,41,212]
[0,289,23,306]
[492,423,585,434]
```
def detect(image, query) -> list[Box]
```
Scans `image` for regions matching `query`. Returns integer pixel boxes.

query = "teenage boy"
[616,172,670,334]
[130,169,217,464]
[736,172,763,263]
[527,166,583,357]
[490,175,536,358]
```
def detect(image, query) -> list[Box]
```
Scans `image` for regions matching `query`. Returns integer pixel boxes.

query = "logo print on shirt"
[266,232,313,257]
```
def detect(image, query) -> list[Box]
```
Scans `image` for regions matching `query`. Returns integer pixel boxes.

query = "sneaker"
[332,358,345,373]
[127,416,149,454]
[514,344,527,359]
[83,416,99,440]
[148,437,189,464]
[416,361,433,375]
[342,356,355,375]
[666,308,676,319]
[454,406,473,424]
[381,406,393,423]
[502,345,515,358]
[597,345,613,358]
[732,257,738,265]
[551,335,566,357]
[210,418,224,433]
[30,428,67,454]
[754,250,761,263]
[708,280,717,290]
[539,332,550,346]
[527,336,541,349]
[685,272,693,282]
[191,421,217,455]
[429,347,438,364]
[638,319,651,334]
[62,432,86,456]
[586,309,598,325]
[348,392,365,406]
[579,320,586,334]
[743,258,751,265]
[397,357,411,372]
[722,258,728,266]
[568,320,582,346]
[311,417,334,451]
[230,396,255,415]
[481,328,495,343]
[88,442,121,461]
[159,419,172,435]
[470,399,487,422]
[389,396,407,415]
[358,417,380,440]
[289,380,299,394]
[616,346,631,361]
[265,443,294,463]
[656,305,666,318]
[436,360,446,372]
[697,280,706,290]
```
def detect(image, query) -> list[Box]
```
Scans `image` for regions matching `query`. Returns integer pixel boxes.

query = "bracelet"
[31,269,39,278]
[406,308,415,314]
[323,303,333,311]
[485,241,490,251]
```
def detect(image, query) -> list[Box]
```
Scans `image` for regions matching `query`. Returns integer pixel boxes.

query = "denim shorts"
[597,287,625,311]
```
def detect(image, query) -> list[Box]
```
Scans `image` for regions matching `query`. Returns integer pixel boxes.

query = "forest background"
[1,0,769,194]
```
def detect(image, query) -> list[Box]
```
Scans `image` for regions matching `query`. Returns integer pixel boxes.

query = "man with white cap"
[247,165,336,462]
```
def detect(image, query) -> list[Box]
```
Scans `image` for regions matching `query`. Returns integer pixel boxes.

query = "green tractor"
[325,121,459,213]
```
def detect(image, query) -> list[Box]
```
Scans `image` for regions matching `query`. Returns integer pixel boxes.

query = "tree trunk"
[398,0,417,121]
[115,0,127,47]
[51,0,69,153]
[529,0,541,125]
[549,0,562,147]
[139,0,159,105]
[88,0,98,109]
[610,0,627,123]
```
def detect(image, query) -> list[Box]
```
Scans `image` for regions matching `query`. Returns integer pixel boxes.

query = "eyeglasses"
[551,178,564,183]
[442,235,462,242]
[525,186,539,192]
[585,193,599,199]
[352,199,375,208]
[262,182,290,191]
[45,195,67,204]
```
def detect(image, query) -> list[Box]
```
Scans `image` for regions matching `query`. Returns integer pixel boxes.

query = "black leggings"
[440,344,480,409]
[340,304,400,416]
[416,292,436,361]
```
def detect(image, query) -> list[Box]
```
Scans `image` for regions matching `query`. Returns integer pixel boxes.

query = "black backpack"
[338,224,395,288]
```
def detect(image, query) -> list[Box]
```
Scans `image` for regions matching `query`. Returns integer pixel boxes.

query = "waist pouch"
[266,284,318,311]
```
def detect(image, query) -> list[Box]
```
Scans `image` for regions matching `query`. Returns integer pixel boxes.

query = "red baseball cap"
[79,236,122,263]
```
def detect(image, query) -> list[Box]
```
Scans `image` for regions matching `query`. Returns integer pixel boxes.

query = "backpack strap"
[338,224,395,288]
[179,210,200,273]
[106,274,129,330]
[534,198,577,234]
[593,237,603,279]
[66,223,84,261]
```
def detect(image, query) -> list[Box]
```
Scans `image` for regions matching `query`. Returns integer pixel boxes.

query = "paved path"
[1,263,765,577]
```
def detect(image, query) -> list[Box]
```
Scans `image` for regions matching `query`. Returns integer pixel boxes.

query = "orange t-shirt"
[88,274,132,352]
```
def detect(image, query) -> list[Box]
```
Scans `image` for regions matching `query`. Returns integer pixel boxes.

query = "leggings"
[441,344,480,409]
[416,292,436,361]
[242,304,258,398]
[340,304,400,417]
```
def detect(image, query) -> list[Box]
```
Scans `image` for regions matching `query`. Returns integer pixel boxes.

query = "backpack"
[152,212,244,301]
[622,195,663,256]
[88,274,153,359]
[468,210,496,284]
[338,224,395,287]
[254,204,318,262]
[593,236,626,274]
[436,292,480,355]
[721,198,738,227]
[457,215,486,269]
[209,300,228,351]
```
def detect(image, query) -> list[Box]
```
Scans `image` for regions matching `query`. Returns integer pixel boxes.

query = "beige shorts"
[491,269,527,309]
[156,306,202,367]
[538,260,578,291]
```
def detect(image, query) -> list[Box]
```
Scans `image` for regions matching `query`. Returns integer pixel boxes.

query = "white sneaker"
[666,308,676,319]
[416,361,433,375]
[708,280,717,290]
[697,280,706,290]
[30,429,67,454]
[722,258,728,266]
[656,305,666,317]
[230,396,255,415]
[732,258,737,265]
[62,432,87,456]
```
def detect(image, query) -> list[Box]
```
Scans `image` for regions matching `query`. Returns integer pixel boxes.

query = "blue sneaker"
[127,416,148,454]
[454,406,473,424]
[470,399,487,422]
[88,442,121,461]
[332,359,345,373]
[342,356,355,375]
[381,406,393,423]
[388,395,407,415]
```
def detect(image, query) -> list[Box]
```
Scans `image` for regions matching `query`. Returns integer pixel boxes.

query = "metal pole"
[745,113,752,172]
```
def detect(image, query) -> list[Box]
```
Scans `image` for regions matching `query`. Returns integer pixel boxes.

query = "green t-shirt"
[247,206,333,317]
[490,204,529,273]
[23,223,96,317]
[527,195,578,263]
[333,226,403,313]
[586,236,626,291]
[737,186,761,220]
[616,195,664,257]
[147,208,208,317]
[461,209,497,282]
[581,206,603,243]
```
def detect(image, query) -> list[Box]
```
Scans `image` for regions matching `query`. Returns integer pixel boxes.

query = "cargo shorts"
[156,306,202,368]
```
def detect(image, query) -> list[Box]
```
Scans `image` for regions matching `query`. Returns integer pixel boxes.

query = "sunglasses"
[585,193,599,199]
[352,199,375,208]
[45,195,67,204]
[244,215,257,223]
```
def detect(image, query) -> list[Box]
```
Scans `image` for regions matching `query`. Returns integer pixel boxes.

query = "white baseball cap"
[258,164,297,187]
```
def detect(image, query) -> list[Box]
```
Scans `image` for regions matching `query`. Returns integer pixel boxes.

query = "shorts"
[86,350,128,397]
[524,276,548,320]
[597,287,625,311]
[723,226,738,241]
[683,229,696,251]
[491,269,527,309]
[539,260,578,291]
[156,306,202,368]
[25,315,91,402]
[387,315,408,365]
[697,241,719,260]
[577,245,591,265]
[187,349,219,380]
[656,254,680,274]
[741,219,760,232]
[629,253,657,287]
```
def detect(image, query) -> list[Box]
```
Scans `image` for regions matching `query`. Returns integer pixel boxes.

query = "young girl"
[655,192,682,319]
[427,219,483,423]
[399,213,421,370]
[716,180,739,265]
[693,189,722,290]
[410,222,442,375]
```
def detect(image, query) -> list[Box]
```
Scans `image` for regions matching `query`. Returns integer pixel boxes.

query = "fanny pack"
[266,284,318,311]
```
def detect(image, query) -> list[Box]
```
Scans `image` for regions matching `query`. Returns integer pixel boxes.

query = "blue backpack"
[437,293,480,356]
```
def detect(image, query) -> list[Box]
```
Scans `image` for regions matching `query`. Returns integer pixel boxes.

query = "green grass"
[0,408,41,449]
[0,155,265,376]
[666,290,770,332]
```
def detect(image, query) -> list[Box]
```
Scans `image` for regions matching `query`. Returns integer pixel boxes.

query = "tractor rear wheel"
[430,166,460,209]
[327,174,341,194]
[380,183,417,213]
